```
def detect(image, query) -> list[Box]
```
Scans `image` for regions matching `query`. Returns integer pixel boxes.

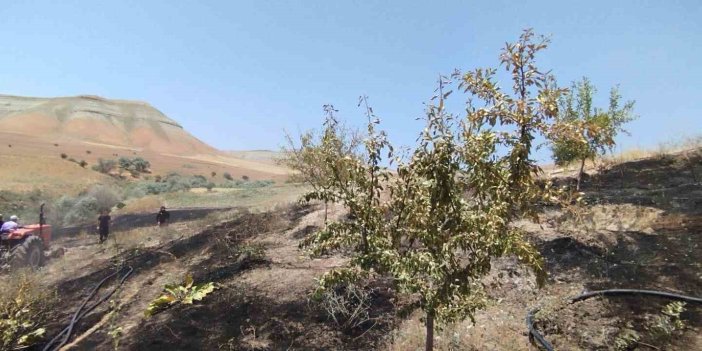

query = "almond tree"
[550,77,636,190]
[279,105,360,222]
[303,30,567,350]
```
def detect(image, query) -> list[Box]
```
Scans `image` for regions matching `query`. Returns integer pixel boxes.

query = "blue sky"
[1,0,699,161]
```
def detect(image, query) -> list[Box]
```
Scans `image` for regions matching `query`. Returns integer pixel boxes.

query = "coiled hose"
[527,289,702,351]
[42,266,133,351]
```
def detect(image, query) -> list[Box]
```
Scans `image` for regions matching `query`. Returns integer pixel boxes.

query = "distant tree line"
[92,157,151,177]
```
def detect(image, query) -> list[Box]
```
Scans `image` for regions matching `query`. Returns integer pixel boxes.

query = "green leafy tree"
[303,30,563,351]
[550,77,636,190]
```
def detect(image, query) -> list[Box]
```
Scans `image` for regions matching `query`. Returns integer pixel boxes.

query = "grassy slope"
[0,132,290,193]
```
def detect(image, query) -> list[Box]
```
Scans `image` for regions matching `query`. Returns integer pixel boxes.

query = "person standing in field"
[156,206,170,227]
[97,210,111,243]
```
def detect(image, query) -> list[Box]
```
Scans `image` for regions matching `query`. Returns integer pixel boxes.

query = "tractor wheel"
[10,236,44,269]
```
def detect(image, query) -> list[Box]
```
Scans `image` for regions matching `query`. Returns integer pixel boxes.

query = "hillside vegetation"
[1,148,699,350]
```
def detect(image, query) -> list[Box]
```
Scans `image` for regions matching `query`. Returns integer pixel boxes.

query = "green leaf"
[17,328,45,345]
[144,294,177,317]
[183,274,194,289]
[190,283,216,302]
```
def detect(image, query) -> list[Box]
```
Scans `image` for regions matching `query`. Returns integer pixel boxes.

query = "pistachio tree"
[303,29,565,351]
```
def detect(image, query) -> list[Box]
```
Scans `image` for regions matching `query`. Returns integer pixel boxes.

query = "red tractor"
[0,204,52,269]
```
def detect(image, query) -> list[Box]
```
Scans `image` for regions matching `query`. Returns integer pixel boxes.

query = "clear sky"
[1,0,699,161]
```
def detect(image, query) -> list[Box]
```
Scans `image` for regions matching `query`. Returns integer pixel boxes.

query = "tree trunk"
[425,312,434,351]
[576,158,586,191]
[324,200,328,224]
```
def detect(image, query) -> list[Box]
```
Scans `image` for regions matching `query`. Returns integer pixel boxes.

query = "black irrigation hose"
[42,266,133,351]
[527,289,702,351]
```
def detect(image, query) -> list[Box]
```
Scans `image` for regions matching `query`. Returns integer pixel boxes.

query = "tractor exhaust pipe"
[39,203,45,236]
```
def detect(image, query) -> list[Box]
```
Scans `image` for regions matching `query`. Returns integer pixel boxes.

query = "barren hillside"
[0,94,290,191]
[0,95,214,155]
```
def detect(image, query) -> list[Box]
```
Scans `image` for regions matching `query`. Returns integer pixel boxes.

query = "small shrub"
[79,160,88,168]
[60,153,68,159]
[191,175,208,187]
[0,274,54,350]
[614,323,640,351]
[118,157,132,171]
[92,158,117,174]
[211,171,217,178]
[145,274,215,317]
[236,243,266,261]
[647,301,687,344]
[89,185,121,212]
[63,196,97,225]
[315,283,372,332]
[132,157,150,173]
[206,182,215,191]
[52,185,121,226]
[54,143,59,147]
[241,175,249,181]
[68,157,77,163]
[223,172,233,181]
[86,150,92,154]
[106,300,123,350]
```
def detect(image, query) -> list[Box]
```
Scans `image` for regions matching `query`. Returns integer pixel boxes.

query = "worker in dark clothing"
[0,214,4,231]
[156,206,170,227]
[97,210,111,243]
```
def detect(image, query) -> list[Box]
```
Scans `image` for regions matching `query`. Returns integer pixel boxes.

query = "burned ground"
[8,149,702,350]
[34,204,395,351]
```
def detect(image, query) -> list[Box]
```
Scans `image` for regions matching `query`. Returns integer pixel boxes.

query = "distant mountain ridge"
[0,94,214,155]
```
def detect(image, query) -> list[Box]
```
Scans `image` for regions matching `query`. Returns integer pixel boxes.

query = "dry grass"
[542,134,702,178]
[189,187,241,193]
[0,131,290,196]
[0,153,114,195]
[385,312,479,351]
[116,195,164,215]
[58,182,303,217]
[603,134,702,165]
[160,183,307,211]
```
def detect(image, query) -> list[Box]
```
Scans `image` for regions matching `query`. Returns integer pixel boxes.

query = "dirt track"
[54,207,236,239]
